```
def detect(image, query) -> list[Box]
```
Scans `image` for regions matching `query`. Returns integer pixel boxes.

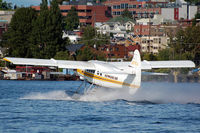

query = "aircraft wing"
[109,60,195,70]
[3,57,195,70]
[3,57,95,70]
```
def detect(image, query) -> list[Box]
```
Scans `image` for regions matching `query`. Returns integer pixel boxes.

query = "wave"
[20,82,200,104]
[20,90,73,101]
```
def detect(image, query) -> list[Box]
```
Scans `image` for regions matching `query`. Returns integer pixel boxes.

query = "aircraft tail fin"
[129,50,141,94]
[130,49,141,68]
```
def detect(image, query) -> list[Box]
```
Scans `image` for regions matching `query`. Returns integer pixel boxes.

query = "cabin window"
[86,69,95,74]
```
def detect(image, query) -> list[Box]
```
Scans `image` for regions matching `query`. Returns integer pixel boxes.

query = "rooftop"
[108,16,135,24]
[66,44,84,52]
[62,0,102,6]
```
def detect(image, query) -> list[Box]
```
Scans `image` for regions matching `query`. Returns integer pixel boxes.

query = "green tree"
[185,0,199,4]
[76,46,105,61]
[64,6,79,31]
[192,13,200,26]
[30,0,65,58]
[30,0,51,58]
[80,25,110,47]
[169,26,200,62]
[54,50,73,60]
[49,0,65,51]
[81,25,96,46]
[56,0,64,4]
[142,53,157,61]
[0,0,12,10]
[157,48,172,60]
[121,8,133,19]
[2,7,37,57]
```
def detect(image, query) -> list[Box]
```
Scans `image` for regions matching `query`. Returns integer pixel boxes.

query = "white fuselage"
[76,61,141,91]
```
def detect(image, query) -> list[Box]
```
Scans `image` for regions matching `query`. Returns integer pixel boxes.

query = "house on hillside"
[62,31,81,44]
[98,16,135,37]
[125,21,135,31]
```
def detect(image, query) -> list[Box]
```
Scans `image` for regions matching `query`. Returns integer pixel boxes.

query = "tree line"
[0,0,107,61]
[0,0,12,10]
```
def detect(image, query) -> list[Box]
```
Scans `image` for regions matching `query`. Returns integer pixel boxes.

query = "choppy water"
[0,80,200,132]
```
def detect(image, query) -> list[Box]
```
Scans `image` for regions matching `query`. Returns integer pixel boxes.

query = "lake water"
[0,80,200,133]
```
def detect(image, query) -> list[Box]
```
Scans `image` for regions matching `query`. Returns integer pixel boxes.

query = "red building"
[98,44,128,59]
[32,1,112,27]
[134,22,191,36]
[16,66,50,74]
[134,24,150,36]
[104,0,168,19]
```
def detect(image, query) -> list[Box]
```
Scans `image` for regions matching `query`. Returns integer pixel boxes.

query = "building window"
[121,3,125,9]
[61,10,68,13]
[86,10,91,12]
[113,12,116,15]
[132,5,136,8]
[132,11,136,15]
[155,11,159,14]
[159,38,161,44]
[117,5,120,9]
[125,3,128,8]
[142,39,147,43]
[113,5,117,9]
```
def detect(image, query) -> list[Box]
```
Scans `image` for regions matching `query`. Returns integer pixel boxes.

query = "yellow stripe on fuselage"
[77,69,139,88]
[3,58,12,63]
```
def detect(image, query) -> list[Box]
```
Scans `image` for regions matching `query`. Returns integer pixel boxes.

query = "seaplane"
[3,50,195,95]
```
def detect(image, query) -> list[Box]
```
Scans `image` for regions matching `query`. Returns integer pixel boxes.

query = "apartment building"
[103,0,169,19]
[140,36,169,54]
[32,0,112,27]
